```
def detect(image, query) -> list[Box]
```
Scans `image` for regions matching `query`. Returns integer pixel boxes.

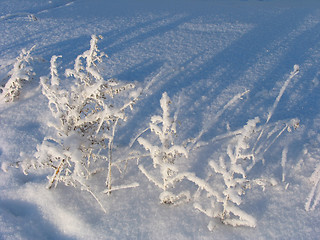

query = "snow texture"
[1,0,320,239]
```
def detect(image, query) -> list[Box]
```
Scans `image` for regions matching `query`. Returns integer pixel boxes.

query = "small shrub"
[194,118,271,228]
[192,65,300,229]
[19,35,140,211]
[138,92,189,204]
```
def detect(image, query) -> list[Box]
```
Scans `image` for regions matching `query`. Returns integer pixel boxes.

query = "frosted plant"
[305,164,320,211]
[177,117,298,229]
[19,35,140,211]
[192,65,300,229]
[212,119,277,226]
[1,45,35,102]
[192,118,270,228]
[138,92,189,204]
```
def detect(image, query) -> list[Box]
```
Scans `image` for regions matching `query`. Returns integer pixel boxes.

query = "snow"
[1,0,320,239]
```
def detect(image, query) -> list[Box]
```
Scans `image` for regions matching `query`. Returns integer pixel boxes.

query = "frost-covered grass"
[1,0,320,239]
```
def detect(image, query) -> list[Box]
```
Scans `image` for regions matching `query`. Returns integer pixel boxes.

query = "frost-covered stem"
[281,147,288,182]
[50,55,61,86]
[106,138,113,193]
[253,65,299,153]
[161,93,170,141]
[266,65,299,125]
[47,158,66,189]
[262,124,288,155]
[103,182,140,194]
[305,165,320,211]
[75,179,107,213]
[87,35,99,68]
[306,180,320,211]
[168,172,223,201]
[162,165,169,191]
[87,189,107,213]
[190,90,249,151]
[130,127,150,148]
[222,202,257,227]
[106,118,119,194]
[138,165,163,189]
[247,123,288,171]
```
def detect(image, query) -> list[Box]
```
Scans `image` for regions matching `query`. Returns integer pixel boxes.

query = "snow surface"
[1,0,320,239]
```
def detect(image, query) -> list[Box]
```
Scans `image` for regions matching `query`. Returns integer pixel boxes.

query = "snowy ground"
[1,0,320,239]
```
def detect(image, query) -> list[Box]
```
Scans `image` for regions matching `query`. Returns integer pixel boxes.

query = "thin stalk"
[47,158,65,189]
[76,180,107,213]
[253,66,299,154]
[106,118,119,194]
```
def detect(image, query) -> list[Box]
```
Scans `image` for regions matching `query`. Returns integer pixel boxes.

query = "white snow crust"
[1,0,320,239]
